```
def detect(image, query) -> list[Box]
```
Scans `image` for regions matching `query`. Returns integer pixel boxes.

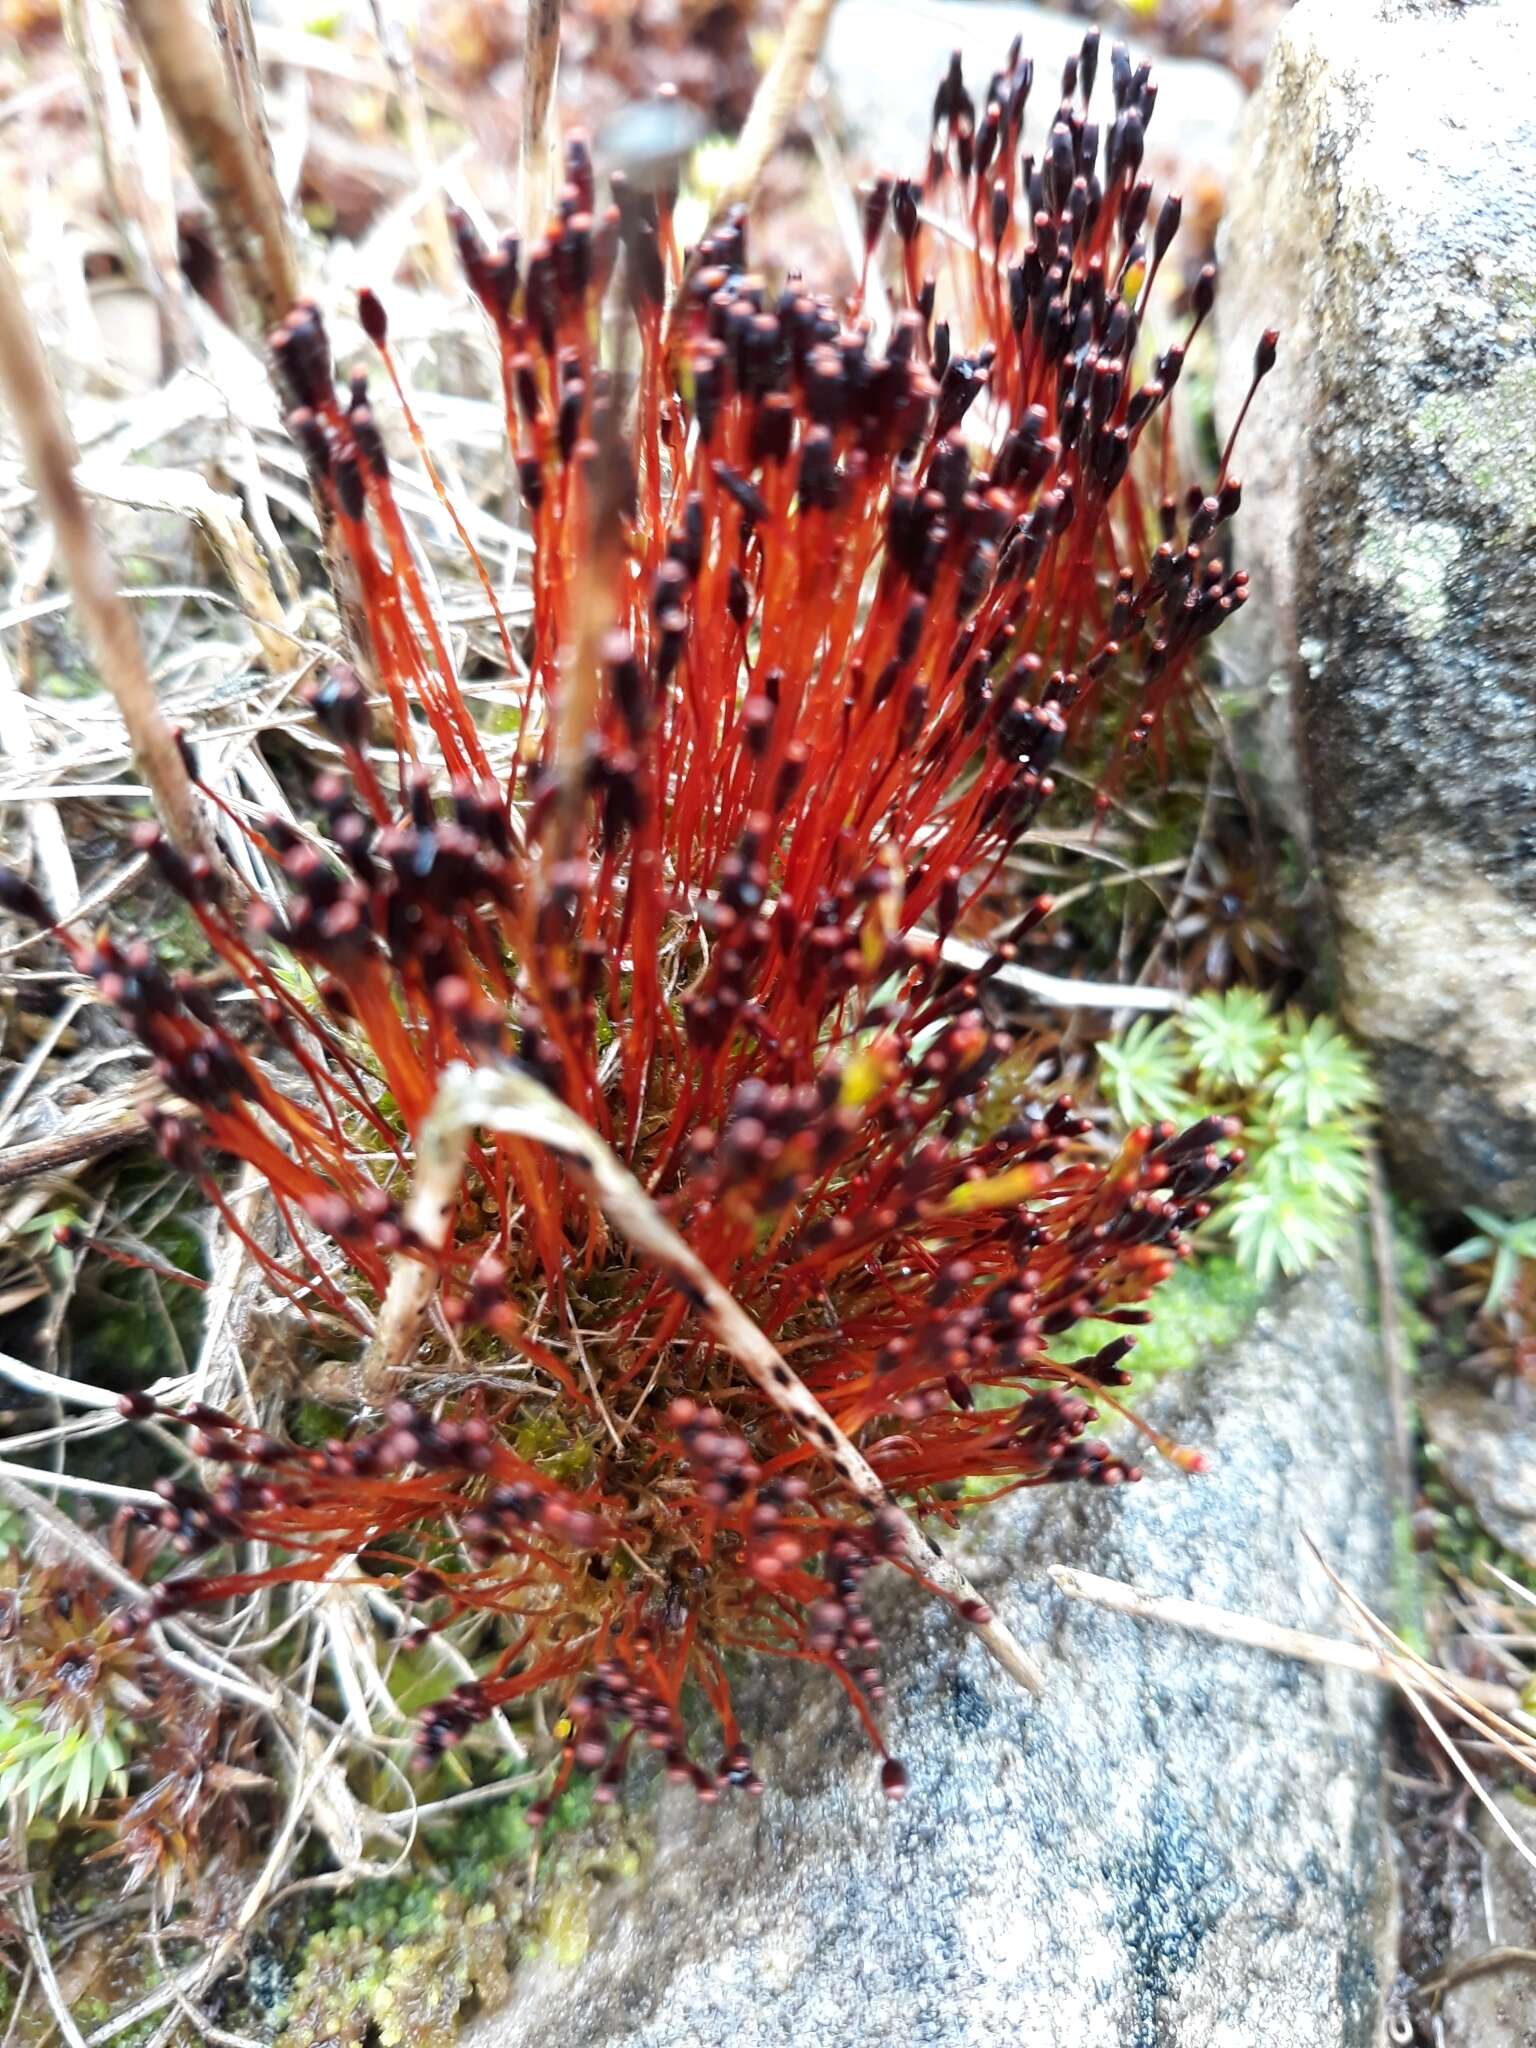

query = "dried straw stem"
[81,460,297,675]
[369,0,456,290]
[0,1097,180,1189]
[122,0,373,661]
[0,234,211,863]
[520,0,563,251]
[715,0,837,217]
[1050,1564,1530,1721]
[63,0,196,370]
[207,0,282,192]
[9,1810,89,2048]
[123,0,298,340]
[0,632,78,920]
[368,1061,1047,1696]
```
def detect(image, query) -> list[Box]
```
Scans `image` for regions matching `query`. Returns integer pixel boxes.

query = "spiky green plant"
[1264,1014,1377,1128]
[1096,993,1376,1283]
[0,1703,129,1824]
[1446,1208,1536,1315]
[1182,987,1282,1091]
[1096,1017,1194,1127]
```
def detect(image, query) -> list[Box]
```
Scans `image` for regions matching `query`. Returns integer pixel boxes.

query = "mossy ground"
[1,1776,648,2047]
[226,1779,647,2048]
[1055,1254,1267,1379]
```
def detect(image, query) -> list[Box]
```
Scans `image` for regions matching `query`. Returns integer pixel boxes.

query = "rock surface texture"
[1216,0,1536,1212]
[1422,1379,1536,1570]
[823,0,1243,193]
[1440,1789,1536,2048]
[468,1264,1395,2048]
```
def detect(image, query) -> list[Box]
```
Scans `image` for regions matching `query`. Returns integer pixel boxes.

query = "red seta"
[15,29,1270,1805]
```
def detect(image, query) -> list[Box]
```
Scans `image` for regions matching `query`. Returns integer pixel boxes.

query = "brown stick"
[122,0,299,341]
[207,0,283,193]
[520,0,562,251]
[122,0,375,665]
[0,1105,179,1190]
[0,234,212,864]
[714,0,837,217]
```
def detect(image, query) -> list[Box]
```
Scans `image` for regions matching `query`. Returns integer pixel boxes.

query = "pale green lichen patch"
[1356,515,1462,639]
[1415,361,1536,539]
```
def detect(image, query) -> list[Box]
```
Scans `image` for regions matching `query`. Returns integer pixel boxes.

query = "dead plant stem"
[0,233,212,862]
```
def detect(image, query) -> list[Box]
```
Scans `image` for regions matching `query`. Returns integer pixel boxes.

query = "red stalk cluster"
[11,29,1268,1803]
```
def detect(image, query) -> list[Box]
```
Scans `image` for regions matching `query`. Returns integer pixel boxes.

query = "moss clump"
[1421,1459,1536,1596]
[271,1892,511,2048]
[1054,1254,1266,1378]
[246,1778,627,2047]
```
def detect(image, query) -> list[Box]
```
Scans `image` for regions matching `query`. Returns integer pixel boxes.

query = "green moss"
[41,1160,210,1393]
[270,1898,512,2048]
[1422,1458,1536,1591]
[1054,1254,1265,1377]
[238,1775,620,2048]
[291,1400,354,1448]
[1390,1506,1428,1655]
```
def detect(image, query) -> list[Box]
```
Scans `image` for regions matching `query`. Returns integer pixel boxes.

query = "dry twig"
[941,937,1186,1014]
[1050,1563,1530,1721]
[714,0,837,216]
[0,233,212,862]
[123,0,299,340]
[520,0,563,251]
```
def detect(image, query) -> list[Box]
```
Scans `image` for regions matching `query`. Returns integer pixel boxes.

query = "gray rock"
[1423,1379,1536,1570]
[467,1261,1395,2048]
[1214,0,1536,1212]
[1440,1789,1536,2048]
[822,0,1243,188]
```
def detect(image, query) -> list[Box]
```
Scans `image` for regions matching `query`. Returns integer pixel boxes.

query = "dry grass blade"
[0,629,77,918]
[8,1815,89,2048]
[1050,1564,1398,1678]
[0,233,213,863]
[1416,1946,1536,2006]
[1054,1553,1536,1881]
[941,937,1186,1014]
[369,0,455,288]
[63,0,195,370]
[1052,1560,1536,1730]
[520,0,563,251]
[123,0,299,340]
[77,460,297,675]
[714,0,837,217]
[1306,1541,1536,1751]
[368,1060,1046,1696]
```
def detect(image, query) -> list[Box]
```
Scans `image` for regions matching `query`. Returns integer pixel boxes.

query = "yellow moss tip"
[944,1163,1051,1215]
